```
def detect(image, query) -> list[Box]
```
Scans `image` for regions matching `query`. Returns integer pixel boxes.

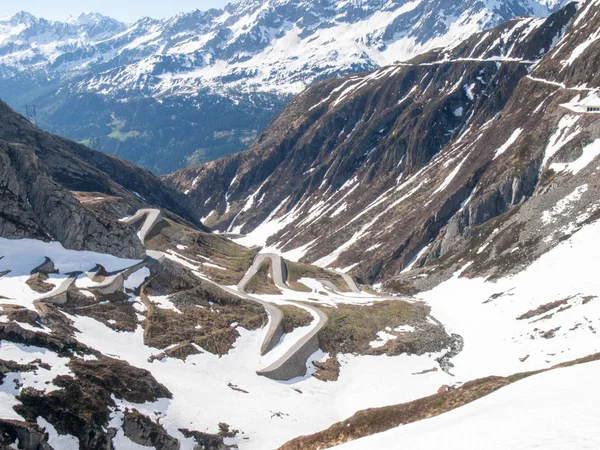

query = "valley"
[0,0,600,449]
[0,0,566,173]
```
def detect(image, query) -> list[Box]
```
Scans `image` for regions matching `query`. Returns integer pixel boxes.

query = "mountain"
[1,1,600,449]
[0,99,203,258]
[0,0,567,173]
[165,0,600,291]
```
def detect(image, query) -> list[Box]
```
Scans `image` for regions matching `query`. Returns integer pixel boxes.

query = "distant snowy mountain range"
[0,0,568,173]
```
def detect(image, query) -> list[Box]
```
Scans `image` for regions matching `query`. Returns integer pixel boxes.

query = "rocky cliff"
[0,100,203,258]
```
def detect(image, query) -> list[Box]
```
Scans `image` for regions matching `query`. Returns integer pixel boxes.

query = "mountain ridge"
[0,98,204,258]
[165,0,600,292]
[0,0,568,173]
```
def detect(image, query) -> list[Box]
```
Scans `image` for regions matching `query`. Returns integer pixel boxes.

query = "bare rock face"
[0,138,145,258]
[165,2,600,290]
[0,419,52,450]
[123,410,180,450]
[0,99,204,258]
[14,356,173,449]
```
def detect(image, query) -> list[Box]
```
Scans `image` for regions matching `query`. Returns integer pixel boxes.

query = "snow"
[149,295,183,314]
[563,22,600,66]
[259,304,317,368]
[0,0,559,99]
[2,203,598,449]
[0,392,22,421]
[542,184,588,224]
[0,343,73,395]
[67,313,451,450]
[0,342,74,422]
[419,218,600,381]
[551,139,600,175]
[124,267,150,290]
[232,196,298,248]
[330,203,348,218]
[369,331,397,349]
[262,239,317,263]
[0,238,142,308]
[335,360,600,449]
[401,244,431,273]
[434,156,466,194]
[493,128,522,159]
[541,114,581,169]
[37,417,80,450]
[202,262,227,270]
[109,407,157,449]
[339,262,360,273]
[463,83,476,101]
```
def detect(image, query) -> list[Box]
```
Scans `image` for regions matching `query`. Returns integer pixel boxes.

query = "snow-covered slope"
[335,359,600,449]
[1,18,600,445]
[168,0,600,290]
[2,202,600,450]
[0,11,123,80]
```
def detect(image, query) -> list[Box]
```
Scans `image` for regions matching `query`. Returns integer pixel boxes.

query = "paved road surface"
[238,253,330,380]
[36,272,81,305]
[125,208,409,380]
[123,209,287,358]
[121,209,163,243]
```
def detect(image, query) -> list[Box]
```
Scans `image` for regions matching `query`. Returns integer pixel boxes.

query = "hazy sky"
[0,0,235,22]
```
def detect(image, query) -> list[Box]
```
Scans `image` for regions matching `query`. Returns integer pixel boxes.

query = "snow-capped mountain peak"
[0,0,567,97]
[0,0,576,174]
[65,11,122,27]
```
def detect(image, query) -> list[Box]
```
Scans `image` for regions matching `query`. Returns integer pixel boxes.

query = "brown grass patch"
[319,301,443,356]
[280,305,313,333]
[286,261,350,292]
[145,218,255,285]
[245,259,281,295]
[142,261,266,355]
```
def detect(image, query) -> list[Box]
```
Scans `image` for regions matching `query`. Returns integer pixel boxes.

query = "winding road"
[237,253,333,380]
[36,271,81,305]
[121,209,290,361]
[120,208,163,242]
[122,208,400,381]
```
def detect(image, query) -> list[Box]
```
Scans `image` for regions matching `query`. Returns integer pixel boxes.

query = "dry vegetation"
[312,357,341,382]
[145,218,255,285]
[14,356,171,449]
[285,261,349,292]
[58,290,139,332]
[142,260,266,356]
[25,272,55,294]
[319,301,447,356]
[245,259,281,295]
[279,305,314,333]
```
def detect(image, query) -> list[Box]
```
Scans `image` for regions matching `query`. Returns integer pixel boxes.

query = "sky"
[0,0,235,23]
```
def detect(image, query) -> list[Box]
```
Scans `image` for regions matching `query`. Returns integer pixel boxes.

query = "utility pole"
[25,105,38,126]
